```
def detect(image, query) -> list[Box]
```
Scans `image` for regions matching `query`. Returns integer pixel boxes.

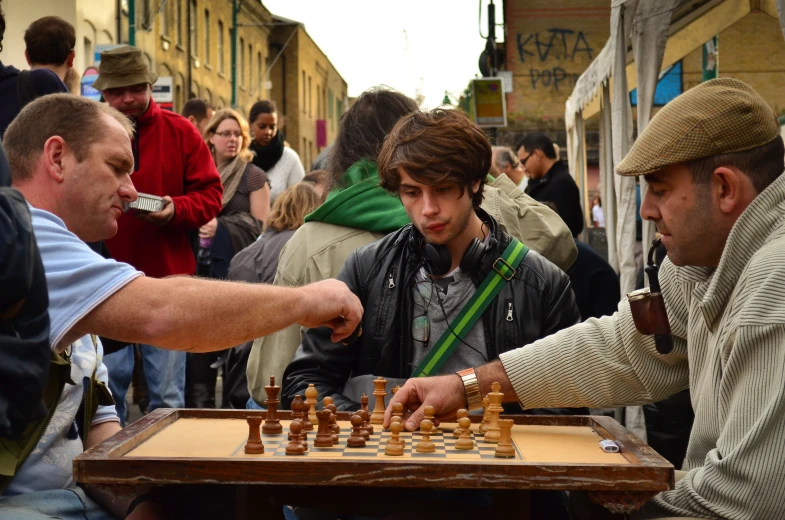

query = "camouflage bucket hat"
[92,45,158,91]
[617,78,780,176]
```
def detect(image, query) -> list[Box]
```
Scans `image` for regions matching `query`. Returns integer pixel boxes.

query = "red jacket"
[105,99,223,278]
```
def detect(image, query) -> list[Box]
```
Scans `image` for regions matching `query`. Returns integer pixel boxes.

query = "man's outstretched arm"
[66,277,362,353]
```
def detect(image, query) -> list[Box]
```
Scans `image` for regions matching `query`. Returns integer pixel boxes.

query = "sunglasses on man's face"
[520,152,534,168]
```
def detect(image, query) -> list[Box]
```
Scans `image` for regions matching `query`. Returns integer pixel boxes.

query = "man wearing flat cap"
[94,46,223,420]
[385,77,785,519]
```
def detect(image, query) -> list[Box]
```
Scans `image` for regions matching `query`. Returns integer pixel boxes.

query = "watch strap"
[456,368,483,412]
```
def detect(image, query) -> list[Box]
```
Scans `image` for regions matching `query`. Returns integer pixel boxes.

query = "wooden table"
[74,408,673,519]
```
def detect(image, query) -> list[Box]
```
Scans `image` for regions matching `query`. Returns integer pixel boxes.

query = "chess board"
[123,417,630,463]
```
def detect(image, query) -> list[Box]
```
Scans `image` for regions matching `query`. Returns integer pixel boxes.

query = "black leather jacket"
[282,213,583,413]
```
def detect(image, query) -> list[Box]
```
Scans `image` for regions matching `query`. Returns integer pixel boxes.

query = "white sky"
[262,0,502,108]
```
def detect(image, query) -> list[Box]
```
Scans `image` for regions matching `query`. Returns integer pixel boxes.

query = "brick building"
[268,16,348,169]
[498,0,785,155]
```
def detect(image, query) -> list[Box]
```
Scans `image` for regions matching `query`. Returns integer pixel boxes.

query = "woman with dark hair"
[248,100,305,202]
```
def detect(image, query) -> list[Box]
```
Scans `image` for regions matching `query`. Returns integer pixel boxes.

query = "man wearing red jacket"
[94,46,223,420]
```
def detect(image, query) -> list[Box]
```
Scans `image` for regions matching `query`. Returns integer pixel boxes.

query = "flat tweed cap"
[617,78,780,176]
[92,45,158,91]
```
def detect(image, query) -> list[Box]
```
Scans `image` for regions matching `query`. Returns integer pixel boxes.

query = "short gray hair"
[4,94,134,181]
[492,146,519,170]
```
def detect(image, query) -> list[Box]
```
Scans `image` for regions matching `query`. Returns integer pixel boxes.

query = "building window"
[308,75,312,117]
[189,1,197,57]
[257,52,262,93]
[217,21,224,73]
[248,43,252,88]
[328,89,334,131]
[84,37,93,68]
[302,138,307,165]
[175,0,182,44]
[160,0,168,36]
[239,37,245,86]
[302,71,306,113]
[142,0,151,29]
[203,10,210,64]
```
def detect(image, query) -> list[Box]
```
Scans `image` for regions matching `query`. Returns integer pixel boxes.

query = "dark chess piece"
[292,395,312,432]
[314,409,334,448]
[289,397,308,441]
[358,409,371,440]
[262,376,283,435]
[244,417,264,454]
[326,403,340,443]
[347,414,367,448]
[286,419,307,455]
[360,395,374,435]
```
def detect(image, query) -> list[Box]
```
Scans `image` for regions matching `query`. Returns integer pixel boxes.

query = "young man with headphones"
[281,107,581,423]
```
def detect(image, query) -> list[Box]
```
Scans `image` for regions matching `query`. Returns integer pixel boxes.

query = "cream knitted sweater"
[500,173,785,519]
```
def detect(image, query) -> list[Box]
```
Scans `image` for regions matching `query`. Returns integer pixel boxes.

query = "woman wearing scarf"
[199,108,270,279]
[189,109,270,408]
[248,100,305,202]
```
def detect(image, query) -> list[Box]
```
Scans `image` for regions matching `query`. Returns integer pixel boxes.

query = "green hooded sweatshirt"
[304,159,410,233]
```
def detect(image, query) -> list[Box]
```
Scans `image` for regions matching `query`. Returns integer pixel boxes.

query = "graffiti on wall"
[516,28,594,92]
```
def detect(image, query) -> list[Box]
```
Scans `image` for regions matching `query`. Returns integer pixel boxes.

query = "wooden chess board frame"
[75,409,672,506]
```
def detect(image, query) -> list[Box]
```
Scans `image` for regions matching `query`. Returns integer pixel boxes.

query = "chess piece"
[479,397,490,435]
[391,415,406,448]
[322,396,334,408]
[385,419,405,456]
[305,384,318,424]
[356,409,371,440]
[291,395,305,422]
[314,409,334,448]
[244,417,264,454]
[453,409,469,438]
[289,397,309,441]
[326,403,340,443]
[416,419,436,453]
[423,405,440,434]
[483,383,504,444]
[370,377,387,425]
[392,385,401,395]
[293,394,313,432]
[495,419,515,458]
[262,376,283,435]
[285,419,307,455]
[347,414,367,448]
[391,402,404,423]
[360,394,374,435]
[455,417,474,450]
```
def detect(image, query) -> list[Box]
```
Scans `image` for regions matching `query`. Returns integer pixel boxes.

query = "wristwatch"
[456,368,483,412]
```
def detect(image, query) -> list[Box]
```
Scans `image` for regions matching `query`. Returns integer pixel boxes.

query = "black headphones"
[409,217,498,276]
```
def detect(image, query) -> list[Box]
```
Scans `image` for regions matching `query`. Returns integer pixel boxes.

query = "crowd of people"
[3,6,785,520]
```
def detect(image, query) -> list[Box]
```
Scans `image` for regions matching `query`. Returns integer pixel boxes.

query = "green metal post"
[129,0,136,46]
[231,0,238,108]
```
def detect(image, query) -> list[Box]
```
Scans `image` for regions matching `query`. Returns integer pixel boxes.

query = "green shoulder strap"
[412,238,529,378]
